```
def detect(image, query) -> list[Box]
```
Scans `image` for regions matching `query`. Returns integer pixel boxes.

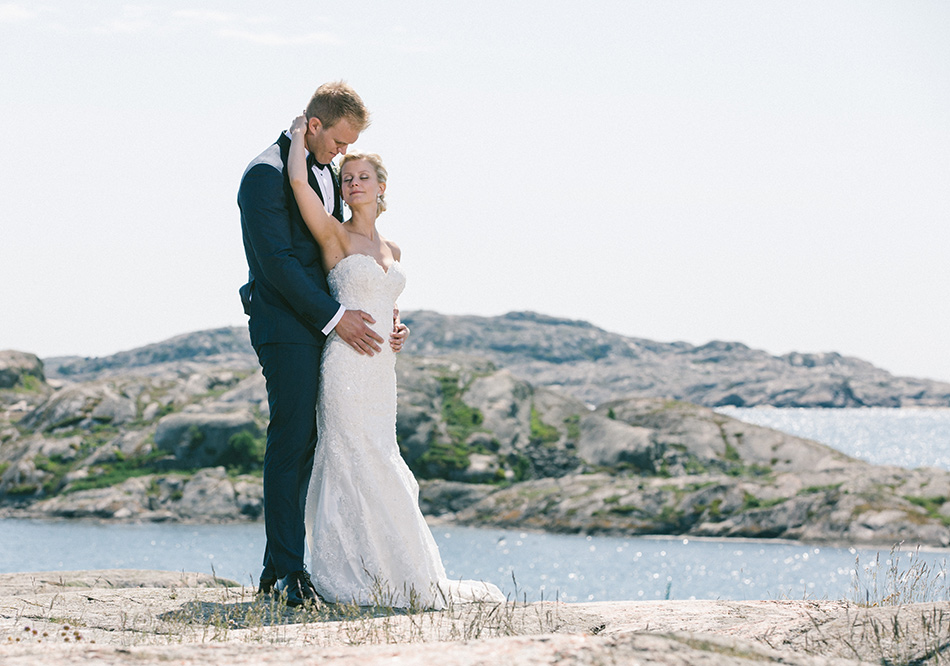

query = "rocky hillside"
[402,311,950,408]
[43,312,950,408]
[46,328,257,380]
[3,346,950,547]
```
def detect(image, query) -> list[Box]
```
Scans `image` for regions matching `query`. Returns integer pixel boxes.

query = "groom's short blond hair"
[306,81,370,132]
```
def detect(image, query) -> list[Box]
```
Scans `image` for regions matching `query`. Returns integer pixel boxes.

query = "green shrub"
[221,430,265,474]
[609,504,639,516]
[507,453,531,482]
[799,483,842,495]
[741,492,785,511]
[723,442,741,462]
[5,484,39,497]
[657,505,683,525]
[529,407,559,446]
[16,373,43,393]
[413,442,471,479]
[904,495,950,526]
[45,415,85,432]
[563,414,581,441]
[685,459,708,475]
[35,454,72,495]
[65,450,169,493]
[438,374,485,444]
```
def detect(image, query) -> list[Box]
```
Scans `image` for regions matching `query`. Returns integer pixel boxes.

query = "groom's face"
[306,117,360,165]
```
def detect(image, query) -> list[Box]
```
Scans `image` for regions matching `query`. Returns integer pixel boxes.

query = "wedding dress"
[304,253,505,609]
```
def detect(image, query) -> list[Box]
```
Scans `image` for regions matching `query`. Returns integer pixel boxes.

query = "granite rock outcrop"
[0,351,45,390]
[3,314,949,545]
[3,342,950,546]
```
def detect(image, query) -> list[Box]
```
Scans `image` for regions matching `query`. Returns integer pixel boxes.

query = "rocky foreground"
[1,570,948,665]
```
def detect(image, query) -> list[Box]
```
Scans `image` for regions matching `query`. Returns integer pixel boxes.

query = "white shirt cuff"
[322,305,346,336]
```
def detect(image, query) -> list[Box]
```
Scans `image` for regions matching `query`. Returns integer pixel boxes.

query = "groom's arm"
[239,164,341,332]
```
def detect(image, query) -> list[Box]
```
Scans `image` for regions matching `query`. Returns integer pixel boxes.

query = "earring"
[376,193,382,204]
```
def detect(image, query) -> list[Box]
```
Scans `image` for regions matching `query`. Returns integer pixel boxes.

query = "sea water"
[3,518,948,602]
[717,407,950,470]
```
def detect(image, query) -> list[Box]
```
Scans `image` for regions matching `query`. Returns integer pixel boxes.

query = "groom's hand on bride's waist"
[334,309,384,355]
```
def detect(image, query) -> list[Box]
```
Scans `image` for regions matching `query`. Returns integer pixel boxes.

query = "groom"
[238,81,405,606]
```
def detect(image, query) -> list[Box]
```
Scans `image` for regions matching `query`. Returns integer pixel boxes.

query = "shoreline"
[5,517,950,606]
[4,512,949,553]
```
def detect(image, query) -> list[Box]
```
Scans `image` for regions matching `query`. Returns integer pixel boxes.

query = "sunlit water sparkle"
[717,407,950,470]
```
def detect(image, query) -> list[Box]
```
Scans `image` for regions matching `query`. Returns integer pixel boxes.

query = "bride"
[286,116,505,609]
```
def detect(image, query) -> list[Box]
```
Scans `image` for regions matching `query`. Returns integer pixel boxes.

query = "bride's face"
[341,160,383,207]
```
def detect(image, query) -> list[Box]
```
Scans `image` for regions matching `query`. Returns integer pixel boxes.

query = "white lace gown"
[304,254,505,609]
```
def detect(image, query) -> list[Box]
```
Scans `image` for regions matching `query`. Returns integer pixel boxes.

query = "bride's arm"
[288,115,346,251]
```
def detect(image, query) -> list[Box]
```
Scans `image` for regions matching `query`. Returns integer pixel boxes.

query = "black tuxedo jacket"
[238,133,344,348]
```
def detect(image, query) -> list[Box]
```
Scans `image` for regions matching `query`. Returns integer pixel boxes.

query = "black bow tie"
[308,153,329,170]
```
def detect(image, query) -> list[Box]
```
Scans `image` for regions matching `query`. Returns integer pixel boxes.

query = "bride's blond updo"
[340,151,388,216]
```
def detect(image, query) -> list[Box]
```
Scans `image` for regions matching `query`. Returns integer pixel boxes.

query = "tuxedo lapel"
[306,158,323,201]
[330,164,344,222]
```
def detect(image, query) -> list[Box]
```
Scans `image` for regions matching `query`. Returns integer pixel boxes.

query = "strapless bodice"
[327,254,406,342]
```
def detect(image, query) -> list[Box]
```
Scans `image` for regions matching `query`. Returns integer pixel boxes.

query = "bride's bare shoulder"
[384,238,401,261]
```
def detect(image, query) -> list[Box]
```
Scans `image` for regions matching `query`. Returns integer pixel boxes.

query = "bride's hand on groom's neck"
[290,114,308,136]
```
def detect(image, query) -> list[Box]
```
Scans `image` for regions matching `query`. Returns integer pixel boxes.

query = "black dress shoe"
[275,570,322,607]
[257,574,277,596]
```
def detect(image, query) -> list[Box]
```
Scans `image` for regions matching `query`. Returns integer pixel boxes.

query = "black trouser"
[256,342,321,580]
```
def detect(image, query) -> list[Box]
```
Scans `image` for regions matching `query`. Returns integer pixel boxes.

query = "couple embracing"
[238,82,504,609]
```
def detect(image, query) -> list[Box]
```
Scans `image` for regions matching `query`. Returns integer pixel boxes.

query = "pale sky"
[2,1,948,382]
